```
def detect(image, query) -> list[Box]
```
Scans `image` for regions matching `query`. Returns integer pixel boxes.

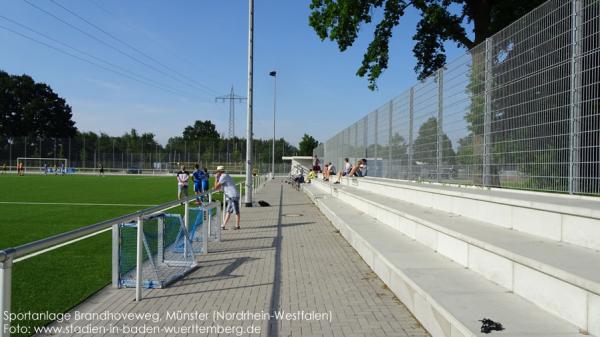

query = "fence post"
[201,207,208,256]
[483,37,493,187]
[388,101,393,179]
[350,120,360,161]
[437,68,444,182]
[0,253,13,337]
[112,225,119,288]
[8,140,12,172]
[408,87,415,180]
[135,216,143,302]
[184,202,191,258]
[222,197,226,224]
[569,0,582,195]
[157,217,164,262]
[184,202,190,232]
[363,118,368,174]
[208,192,213,236]
[374,111,378,177]
[82,136,85,169]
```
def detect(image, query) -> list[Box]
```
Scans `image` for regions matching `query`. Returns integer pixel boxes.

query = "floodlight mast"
[269,70,277,178]
[244,0,254,207]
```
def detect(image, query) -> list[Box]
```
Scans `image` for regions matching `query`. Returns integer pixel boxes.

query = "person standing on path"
[214,165,240,230]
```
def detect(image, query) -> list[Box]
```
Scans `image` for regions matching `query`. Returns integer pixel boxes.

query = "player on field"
[1,163,6,174]
[192,164,205,205]
[176,165,190,202]
[202,167,210,200]
[43,163,48,175]
[99,163,104,176]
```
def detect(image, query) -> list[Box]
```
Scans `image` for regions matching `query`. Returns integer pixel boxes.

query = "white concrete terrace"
[305,175,600,337]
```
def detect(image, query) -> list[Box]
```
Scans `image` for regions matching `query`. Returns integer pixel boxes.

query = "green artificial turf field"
[0,173,241,336]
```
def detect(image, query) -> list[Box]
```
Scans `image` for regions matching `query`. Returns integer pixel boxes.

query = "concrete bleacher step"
[329,176,600,252]
[317,180,600,284]
[303,184,587,337]
[311,179,600,335]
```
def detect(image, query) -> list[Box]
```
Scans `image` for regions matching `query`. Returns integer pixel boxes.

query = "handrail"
[0,188,218,263]
[0,173,273,263]
[0,176,273,337]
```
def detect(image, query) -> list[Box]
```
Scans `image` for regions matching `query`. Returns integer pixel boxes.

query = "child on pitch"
[176,165,190,203]
[214,165,240,230]
[192,164,206,205]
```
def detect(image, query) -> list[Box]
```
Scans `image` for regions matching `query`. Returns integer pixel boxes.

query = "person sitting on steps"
[323,162,336,181]
[347,158,367,177]
[333,158,352,184]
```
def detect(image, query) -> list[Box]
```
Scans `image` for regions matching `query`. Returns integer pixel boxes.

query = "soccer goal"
[188,205,222,243]
[113,202,221,289]
[16,157,68,174]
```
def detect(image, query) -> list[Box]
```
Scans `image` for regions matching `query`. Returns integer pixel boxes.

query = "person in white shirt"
[334,158,352,184]
[214,165,241,230]
[324,162,336,181]
[176,165,190,201]
[347,158,367,177]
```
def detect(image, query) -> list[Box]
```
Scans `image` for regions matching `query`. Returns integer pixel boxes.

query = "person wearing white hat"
[214,165,240,230]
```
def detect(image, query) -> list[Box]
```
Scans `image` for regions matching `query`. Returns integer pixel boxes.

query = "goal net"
[17,157,68,174]
[114,202,221,289]
[188,205,221,243]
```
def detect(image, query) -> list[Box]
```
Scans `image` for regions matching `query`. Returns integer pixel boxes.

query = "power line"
[87,0,201,75]
[22,0,215,98]
[0,23,195,97]
[216,86,247,138]
[48,0,221,96]
[0,15,195,97]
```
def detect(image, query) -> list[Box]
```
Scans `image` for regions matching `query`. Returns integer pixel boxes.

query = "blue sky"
[0,0,469,146]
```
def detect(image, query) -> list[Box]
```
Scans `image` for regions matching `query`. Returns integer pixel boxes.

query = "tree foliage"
[182,120,220,140]
[0,70,77,138]
[299,133,319,156]
[413,117,454,165]
[309,0,546,89]
[167,119,300,164]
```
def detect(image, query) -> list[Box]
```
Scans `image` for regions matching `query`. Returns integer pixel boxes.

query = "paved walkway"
[45,179,429,337]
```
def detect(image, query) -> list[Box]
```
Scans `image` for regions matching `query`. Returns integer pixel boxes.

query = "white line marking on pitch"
[0,201,157,207]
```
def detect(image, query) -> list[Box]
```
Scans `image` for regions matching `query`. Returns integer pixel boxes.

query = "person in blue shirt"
[202,167,209,192]
[192,164,206,205]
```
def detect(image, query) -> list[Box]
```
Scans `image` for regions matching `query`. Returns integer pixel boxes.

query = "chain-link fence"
[0,136,293,175]
[316,0,600,195]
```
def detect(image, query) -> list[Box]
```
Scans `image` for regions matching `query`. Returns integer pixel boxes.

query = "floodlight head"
[269,71,277,77]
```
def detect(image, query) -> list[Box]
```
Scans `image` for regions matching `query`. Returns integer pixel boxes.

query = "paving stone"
[41,179,429,337]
